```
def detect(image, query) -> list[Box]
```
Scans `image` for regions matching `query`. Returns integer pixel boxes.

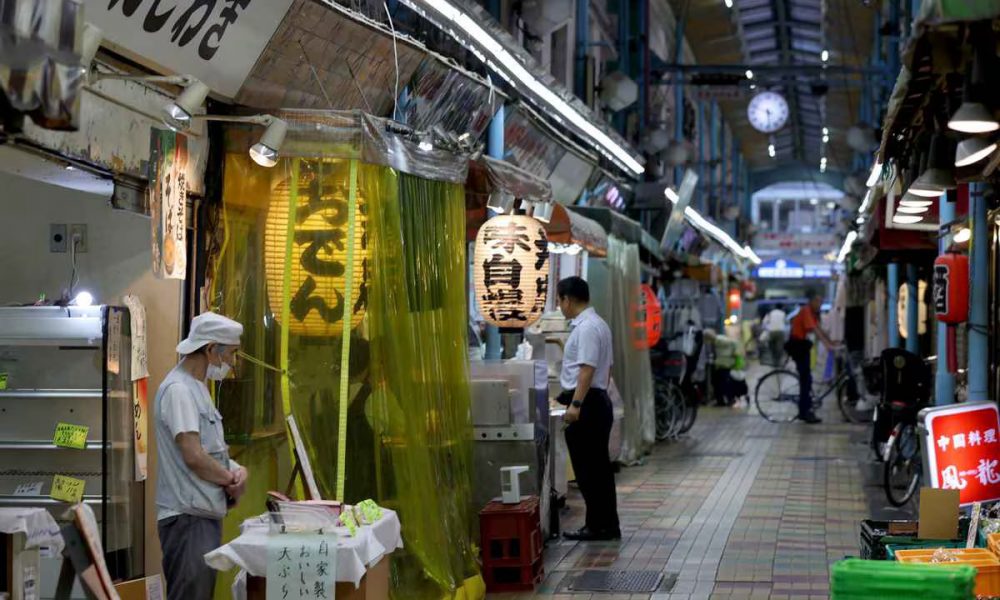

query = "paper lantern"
[727,288,741,312]
[474,215,549,328]
[265,159,368,336]
[631,284,662,350]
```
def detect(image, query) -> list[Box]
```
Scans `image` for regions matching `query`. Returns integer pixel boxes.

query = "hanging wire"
[384,2,401,121]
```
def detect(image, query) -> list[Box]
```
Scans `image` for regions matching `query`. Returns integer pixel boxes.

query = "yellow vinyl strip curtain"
[210,151,480,599]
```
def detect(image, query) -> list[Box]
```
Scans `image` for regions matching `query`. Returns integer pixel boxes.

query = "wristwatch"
[570,400,583,408]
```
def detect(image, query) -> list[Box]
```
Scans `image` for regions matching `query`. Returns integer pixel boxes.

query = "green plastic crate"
[832,558,976,599]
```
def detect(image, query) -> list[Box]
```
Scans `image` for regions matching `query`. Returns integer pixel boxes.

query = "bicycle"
[651,339,701,440]
[754,349,868,423]
[879,354,936,506]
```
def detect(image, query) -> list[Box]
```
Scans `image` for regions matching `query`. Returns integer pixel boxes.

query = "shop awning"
[570,207,664,263]
[465,156,553,240]
[545,205,608,258]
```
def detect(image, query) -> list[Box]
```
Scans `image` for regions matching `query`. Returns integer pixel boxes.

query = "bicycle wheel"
[755,369,801,423]
[837,378,873,424]
[678,389,698,434]
[655,379,681,441]
[884,423,921,507]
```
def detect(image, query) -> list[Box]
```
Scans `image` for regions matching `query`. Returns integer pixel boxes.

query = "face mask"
[206,361,231,381]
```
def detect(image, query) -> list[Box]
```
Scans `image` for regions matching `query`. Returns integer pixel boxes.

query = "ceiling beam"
[771,0,804,161]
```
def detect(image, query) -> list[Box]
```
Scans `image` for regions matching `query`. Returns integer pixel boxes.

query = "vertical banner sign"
[660,169,699,252]
[122,295,149,481]
[149,129,188,280]
[82,0,296,99]
[921,402,1000,506]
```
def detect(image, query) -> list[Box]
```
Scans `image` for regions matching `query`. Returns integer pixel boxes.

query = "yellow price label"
[50,475,85,504]
[53,423,89,450]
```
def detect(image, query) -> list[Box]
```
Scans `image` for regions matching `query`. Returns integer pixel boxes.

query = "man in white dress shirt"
[556,276,620,541]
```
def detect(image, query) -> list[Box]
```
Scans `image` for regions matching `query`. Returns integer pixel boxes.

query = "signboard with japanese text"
[266,533,337,599]
[82,0,295,98]
[473,215,549,328]
[921,402,1000,506]
[149,129,188,280]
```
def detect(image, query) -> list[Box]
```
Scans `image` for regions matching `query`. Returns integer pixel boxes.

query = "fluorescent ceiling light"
[866,160,883,187]
[402,0,644,175]
[665,187,680,203]
[896,205,929,214]
[809,198,819,205]
[822,127,829,136]
[821,49,829,62]
[858,189,873,213]
[893,214,924,224]
[768,144,775,158]
[745,69,754,80]
[954,227,971,243]
[671,198,759,264]
[724,0,733,7]
[955,137,997,167]
[743,245,762,265]
[837,231,857,263]
[856,216,865,225]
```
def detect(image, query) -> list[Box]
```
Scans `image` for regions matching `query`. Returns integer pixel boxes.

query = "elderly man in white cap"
[155,312,247,599]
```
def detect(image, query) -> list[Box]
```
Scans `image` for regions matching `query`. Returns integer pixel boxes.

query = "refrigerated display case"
[0,306,143,582]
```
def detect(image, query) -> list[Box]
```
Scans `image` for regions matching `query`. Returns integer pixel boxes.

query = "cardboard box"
[113,575,163,600]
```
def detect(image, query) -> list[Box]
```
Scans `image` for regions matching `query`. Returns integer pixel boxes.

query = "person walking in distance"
[787,291,837,424]
[556,277,620,541]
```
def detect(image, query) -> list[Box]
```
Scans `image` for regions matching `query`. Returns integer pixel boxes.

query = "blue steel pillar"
[574,0,588,100]
[888,263,901,348]
[484,105,505,360]
[968,182,989,401]
[672,14,686,187]
[905,264,919,354]
[696,98,705,210]
[935,192,956,404]
[710,100,719,217]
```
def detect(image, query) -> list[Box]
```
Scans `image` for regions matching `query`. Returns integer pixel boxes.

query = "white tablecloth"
[204,509,402,588]
[0,507,64,554]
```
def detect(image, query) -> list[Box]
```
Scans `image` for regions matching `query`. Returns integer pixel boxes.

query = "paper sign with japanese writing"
[82,0,295,99]
[13,482,43,496]
[922,402,1000,505]
[53,423,89,450]
[266,533,337,600]
[50,475,85,504]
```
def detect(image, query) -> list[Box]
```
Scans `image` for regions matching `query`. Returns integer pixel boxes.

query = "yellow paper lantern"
[265,159,368,336]
[474,215,550,328]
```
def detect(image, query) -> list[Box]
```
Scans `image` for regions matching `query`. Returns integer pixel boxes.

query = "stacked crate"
[479,496,543,592]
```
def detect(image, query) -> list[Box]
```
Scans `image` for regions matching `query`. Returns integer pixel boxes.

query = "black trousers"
[563,388,620,532]
[158,514,222,600]
[788,339,813,417]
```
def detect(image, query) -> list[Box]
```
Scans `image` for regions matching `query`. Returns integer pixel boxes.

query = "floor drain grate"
[568,569,667,593]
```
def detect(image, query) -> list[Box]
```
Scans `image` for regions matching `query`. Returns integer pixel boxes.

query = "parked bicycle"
[651,332,702,440]
[875,350,933,507]
[754,349,868,423]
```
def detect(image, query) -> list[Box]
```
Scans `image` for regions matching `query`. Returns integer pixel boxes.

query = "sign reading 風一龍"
[83,0,295,98]
[921,402,1000,506]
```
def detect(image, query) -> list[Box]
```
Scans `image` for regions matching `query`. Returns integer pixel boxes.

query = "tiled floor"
[491,367,914,600]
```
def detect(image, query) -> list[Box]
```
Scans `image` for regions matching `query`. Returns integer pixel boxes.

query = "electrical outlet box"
[70,224,88,253]
[50,224,67,253]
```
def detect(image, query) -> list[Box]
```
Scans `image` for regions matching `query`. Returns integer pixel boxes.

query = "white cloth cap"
[176,312,243,355]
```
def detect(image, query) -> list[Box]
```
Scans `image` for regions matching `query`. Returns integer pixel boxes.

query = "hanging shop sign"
[83,0,295,98]
[474,215,549,328]
[149,128,188,280]
[265,159,368,337]
[631,284,662,350]
[920,402,1000,506]
[754,233,839,253]
[754,259,832,279]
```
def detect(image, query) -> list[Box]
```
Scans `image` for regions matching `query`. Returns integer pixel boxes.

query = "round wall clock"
[747,92,790,133]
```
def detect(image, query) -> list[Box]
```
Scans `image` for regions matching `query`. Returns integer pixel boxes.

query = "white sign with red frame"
[920,402,1000,506]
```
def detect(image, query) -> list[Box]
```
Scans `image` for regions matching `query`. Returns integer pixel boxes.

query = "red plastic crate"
[482,556,543,592]
[479,497,542,566]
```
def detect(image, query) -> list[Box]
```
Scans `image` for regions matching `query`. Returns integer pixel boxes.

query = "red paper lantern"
[727,288,741,312]
[632,284,663,350]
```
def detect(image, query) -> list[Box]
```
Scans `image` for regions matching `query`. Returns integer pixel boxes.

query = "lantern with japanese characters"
[474,215,550,328]
[632,284,662,350]
[265,159,368,336]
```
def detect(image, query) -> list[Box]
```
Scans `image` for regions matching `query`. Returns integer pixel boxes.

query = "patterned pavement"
[491,368,913,600]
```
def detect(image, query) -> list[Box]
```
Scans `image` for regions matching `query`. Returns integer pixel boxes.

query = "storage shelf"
[0,389,102,399]
[0,441,104,450]
[0,495,102,505]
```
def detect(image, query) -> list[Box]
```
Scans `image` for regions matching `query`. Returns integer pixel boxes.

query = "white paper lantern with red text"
[474,215,550,328]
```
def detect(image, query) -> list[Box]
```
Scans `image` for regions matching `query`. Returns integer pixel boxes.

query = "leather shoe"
[563,526,621,541]
[798,413,822,424]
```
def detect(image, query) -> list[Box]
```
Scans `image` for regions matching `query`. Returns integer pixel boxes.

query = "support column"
[968,182,989,401]
[484,105,505,360]
[906,263,919,354]
[710,100,719,217]
[888,263,901,348]
[672,14,686,187]
[936,190,956,404]
[696,98,705,210]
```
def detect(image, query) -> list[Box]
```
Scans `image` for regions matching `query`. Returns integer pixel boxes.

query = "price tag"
[340,509,358,537]
[53,423,89,450]
[0,373,7,390]
[13,482,43,496]
[50,475,85,504]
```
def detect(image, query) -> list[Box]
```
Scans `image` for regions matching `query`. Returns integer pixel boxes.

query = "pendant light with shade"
[948,24,999,135]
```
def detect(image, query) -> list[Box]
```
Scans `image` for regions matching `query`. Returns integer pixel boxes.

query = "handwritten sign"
[13,482,43,496]
[50,475,85,504]
[266,533,337,600]
[53,423,89,450]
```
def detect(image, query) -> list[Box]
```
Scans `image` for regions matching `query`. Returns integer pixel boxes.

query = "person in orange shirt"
[787,290,838,423]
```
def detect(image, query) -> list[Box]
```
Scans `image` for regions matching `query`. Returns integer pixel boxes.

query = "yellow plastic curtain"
[210,152,480,599]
